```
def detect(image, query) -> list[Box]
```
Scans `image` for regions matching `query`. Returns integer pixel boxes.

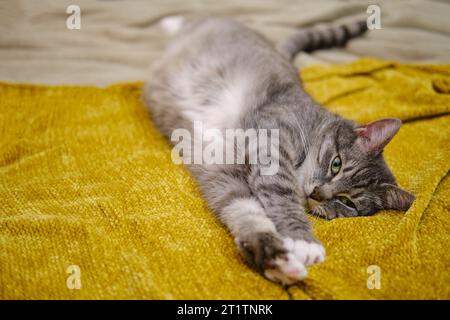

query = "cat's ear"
[382,184,415,211]
[354,118,402,155]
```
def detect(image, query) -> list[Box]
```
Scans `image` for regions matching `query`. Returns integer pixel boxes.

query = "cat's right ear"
[354,118,402,155]
[382,183,416,211]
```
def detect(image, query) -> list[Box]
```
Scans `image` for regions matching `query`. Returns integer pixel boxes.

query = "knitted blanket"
[1,58,449,299]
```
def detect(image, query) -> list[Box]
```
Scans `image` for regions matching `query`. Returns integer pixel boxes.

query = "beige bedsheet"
[1,0,449,85]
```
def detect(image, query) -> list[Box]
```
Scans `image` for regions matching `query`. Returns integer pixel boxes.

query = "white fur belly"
[178,75,250,130]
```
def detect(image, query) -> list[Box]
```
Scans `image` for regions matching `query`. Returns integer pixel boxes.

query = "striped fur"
[277,20,367,59]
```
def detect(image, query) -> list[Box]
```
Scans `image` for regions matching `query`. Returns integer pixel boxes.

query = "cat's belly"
[147,16,284,133]
[178,74,251,130]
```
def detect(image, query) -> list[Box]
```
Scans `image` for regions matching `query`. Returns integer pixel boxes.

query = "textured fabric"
[1,0,450,86]
[0,58,449,299]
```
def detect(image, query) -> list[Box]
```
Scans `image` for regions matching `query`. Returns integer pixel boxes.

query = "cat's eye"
[337,196,356,210]
[330,155,342,175]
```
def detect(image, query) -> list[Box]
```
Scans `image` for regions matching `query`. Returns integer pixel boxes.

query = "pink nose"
[310,186,322,201]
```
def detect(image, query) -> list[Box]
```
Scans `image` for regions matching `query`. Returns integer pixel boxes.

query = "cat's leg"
[249,168,326,281]
[246,140,326,281]
[192,165,308,284]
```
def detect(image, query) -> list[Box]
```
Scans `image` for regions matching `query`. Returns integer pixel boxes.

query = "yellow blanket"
[1,58,449,299]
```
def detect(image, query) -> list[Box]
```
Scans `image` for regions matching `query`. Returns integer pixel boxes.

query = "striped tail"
[277,20,368,60]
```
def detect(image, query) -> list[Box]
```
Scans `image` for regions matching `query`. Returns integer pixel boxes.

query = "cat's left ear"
[382,184,416,211]
[354,118,402,155]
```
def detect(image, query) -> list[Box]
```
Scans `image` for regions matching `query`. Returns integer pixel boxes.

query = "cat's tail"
[277,20,368,60]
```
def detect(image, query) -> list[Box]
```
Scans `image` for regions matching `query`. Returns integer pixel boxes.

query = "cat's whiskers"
[295,121,309,155]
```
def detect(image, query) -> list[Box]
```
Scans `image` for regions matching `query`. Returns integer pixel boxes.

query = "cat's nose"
[310,186,323,201]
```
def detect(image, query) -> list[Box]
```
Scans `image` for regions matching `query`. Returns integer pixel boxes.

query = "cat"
[143,16,415,284]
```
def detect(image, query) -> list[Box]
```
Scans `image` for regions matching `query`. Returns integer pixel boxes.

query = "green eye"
[331,155,342,175]
[337,196,357,210]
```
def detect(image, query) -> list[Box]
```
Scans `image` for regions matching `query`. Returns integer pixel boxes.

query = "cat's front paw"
[284,238,325,266]
[236,232,288,273]
[263,238,325,285]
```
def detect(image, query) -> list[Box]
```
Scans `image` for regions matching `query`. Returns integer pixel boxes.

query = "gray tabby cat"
[143,16,415,284]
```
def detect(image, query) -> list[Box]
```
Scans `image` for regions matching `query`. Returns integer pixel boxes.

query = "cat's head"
[298,118,415,219]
